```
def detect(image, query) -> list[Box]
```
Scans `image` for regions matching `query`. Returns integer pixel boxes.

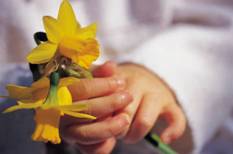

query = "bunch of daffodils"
[1,0,99,144]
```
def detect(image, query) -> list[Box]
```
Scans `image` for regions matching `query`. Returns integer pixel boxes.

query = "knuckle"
[106,78,117,90]
[110,93,128,109]
[106,125,118,137]
[110,96,123,109]
[79,80,92,97]
[109,101,120,111]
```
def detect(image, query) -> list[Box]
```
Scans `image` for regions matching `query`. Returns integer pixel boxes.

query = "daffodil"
[27,0,99,69]
[3,73,95,144]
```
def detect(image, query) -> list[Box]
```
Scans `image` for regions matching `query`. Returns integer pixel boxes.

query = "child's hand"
[115,63,186,144]
[61,61,186,154]
[60,62,132,147]
[115,64,186,143]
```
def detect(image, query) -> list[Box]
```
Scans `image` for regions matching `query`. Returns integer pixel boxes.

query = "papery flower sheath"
[27,0,100,69]
[3,74,95,144]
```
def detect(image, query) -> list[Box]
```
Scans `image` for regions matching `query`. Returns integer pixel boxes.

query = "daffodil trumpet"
[1,0,99,145]
[2,72,96,144]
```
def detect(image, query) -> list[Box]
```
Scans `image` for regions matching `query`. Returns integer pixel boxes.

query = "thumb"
[92,61,117,77]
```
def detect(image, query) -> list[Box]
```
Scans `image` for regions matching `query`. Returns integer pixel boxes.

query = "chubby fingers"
[68,76,125,101]
[77,91,133,118]
[160,104,186,144]
[60,91,133,141]
[124,94,161,143]
[63,113,130,145]
[114,83,143,138]
[123,93,186,144]
[61,91,132,129]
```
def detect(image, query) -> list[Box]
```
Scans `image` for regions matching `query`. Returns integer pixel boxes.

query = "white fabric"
[122,26,233,153]
[0,0,233,153]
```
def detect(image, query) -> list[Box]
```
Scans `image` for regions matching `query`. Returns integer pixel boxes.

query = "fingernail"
[118,91,133,103]
[117,113,130,126]
[116,78,125,88]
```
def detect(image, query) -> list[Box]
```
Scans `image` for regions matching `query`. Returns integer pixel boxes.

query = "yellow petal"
[74,53,99,69]
[31,124,45,142]
[59,38,99,68]
[3,100,43,113]
[32,109,61,144]
[6,84,33,100]
[62,110,96,120]
[57,86,72,106]
[30,78,50,100]
[27,42,58,64]
[76,23,97,40]
[55,103,87,112]
[31,77,49,89]
[59,77,79,87]
[43,16,64,43]
[72,39,99,68]
[58,0,79,35]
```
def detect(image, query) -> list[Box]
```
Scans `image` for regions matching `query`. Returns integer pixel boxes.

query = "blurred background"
[0,0,233,154]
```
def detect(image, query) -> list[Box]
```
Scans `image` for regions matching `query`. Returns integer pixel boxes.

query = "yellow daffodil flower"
[27,0,100,69]
[3,74,95,144]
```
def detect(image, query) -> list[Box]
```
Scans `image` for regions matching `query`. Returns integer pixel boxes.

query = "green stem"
[50,72,60,86]
[145,133,177,154]
[81,69,93,79]
[43,72,60,107]
[65,69,82,78]
[70,64,93,79]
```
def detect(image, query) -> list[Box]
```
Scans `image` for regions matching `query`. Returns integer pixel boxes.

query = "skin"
[61,61,186,154]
